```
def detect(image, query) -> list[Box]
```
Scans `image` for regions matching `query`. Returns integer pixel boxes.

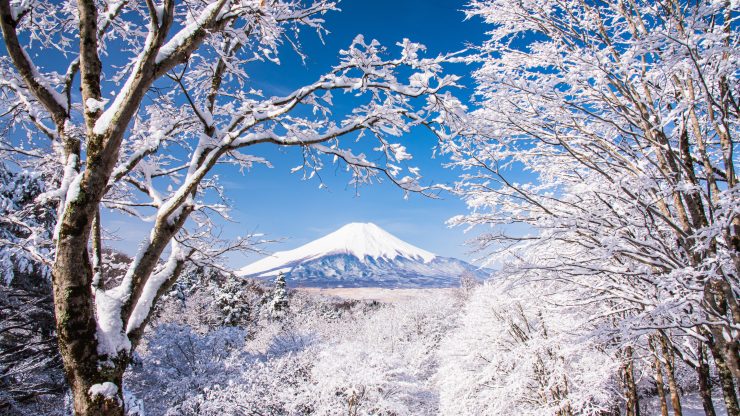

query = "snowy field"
[299,287,458,303]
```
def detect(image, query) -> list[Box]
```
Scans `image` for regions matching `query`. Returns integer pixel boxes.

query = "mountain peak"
[334,222,383,235]
[339,221,379,230]
[328,222,436,262]
[238,222,488,288]
[238,223,436,278]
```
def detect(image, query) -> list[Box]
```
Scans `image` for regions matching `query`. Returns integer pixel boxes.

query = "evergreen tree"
[216,275,254,327]
[270,272,289,317]
[159,265,264,329]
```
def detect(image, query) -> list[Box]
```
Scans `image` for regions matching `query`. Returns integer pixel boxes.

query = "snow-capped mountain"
[238,223,488,288]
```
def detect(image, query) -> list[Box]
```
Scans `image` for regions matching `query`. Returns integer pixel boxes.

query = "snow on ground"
[300,287,458,303]
[644,393,727,416]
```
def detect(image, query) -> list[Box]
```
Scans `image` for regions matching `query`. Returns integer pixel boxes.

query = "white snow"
[64,172,83,203]
[85,97,108,113]
[89,382,118,399]
[238,222,436,277]
[94,286,132,357]
[126,243,187,334]
[155,1,226,64]
[52,169,83,239]
[154,4,165,25]
[19,48,68,112]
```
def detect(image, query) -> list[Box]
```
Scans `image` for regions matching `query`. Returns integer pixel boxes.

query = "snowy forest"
[0,0,738,415]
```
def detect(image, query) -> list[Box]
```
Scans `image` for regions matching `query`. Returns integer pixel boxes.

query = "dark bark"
[697,341,717,416]
[707,331,740,416]
[77,0,102,133]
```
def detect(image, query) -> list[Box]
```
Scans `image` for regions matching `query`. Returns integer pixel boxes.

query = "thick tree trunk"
[704,279,740,383]
[697,342,717,416]
[69,373,125,416]
[707,333,740,416]
[53,222,128,416]
[724,336,740,383]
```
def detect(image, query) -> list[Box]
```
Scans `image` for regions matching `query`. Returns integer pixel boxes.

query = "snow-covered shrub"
[173,353,316,416]
[129,291,337,415]
[132,291,459,415]
[299,294,457,415]
[125,324,249,416]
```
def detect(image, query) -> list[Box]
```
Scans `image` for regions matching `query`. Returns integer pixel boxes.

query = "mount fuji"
[237,223,488,288]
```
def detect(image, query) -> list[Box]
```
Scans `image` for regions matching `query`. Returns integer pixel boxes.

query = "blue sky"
[204,1,491,267]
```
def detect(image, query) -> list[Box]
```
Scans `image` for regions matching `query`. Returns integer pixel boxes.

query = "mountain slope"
[238,223,487,288]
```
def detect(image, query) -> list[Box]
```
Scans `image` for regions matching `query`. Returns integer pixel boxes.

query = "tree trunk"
[704,279,740,383]
[69,373,125,416]
[697,341,717,416]
[650,336,669,416]
[659,335,683,416]
[707,333,740,416]
[53,241,127,415]
[622,346,641,416]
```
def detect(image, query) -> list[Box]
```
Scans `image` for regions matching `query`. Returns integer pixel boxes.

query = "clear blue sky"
[209,1,490,267]
[101,1,491,267]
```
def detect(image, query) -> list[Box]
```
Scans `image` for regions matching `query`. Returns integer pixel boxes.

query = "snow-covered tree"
[144,291,458,415]
[0,0,465,413]
[216,274,261,327]
[0,162,55,285]
[447,0,739,413]
[270,271,289,316]
[438,281,618,416]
